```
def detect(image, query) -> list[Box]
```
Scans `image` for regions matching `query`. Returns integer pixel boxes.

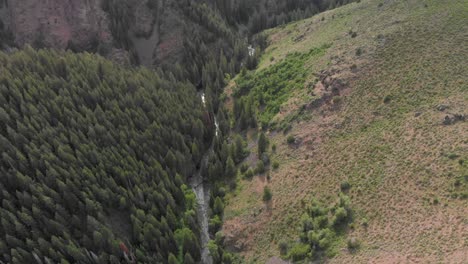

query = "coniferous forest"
[0,48,209,263]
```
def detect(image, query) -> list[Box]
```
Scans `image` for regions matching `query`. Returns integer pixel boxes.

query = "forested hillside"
[100,0,357,74]
[0,47,209,263]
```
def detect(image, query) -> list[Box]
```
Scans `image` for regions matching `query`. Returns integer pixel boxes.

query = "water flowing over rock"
[190,92,214,264]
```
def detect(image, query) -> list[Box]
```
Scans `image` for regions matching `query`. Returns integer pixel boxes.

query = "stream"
[189,92,217,264]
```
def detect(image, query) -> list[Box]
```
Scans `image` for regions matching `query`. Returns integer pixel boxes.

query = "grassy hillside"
[223,0,468,263]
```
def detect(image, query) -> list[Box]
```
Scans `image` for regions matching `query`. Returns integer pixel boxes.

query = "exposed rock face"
[0,0,186,66]
[1,0,111,49]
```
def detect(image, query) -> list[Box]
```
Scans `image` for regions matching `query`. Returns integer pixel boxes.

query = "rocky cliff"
[0,0,112,49]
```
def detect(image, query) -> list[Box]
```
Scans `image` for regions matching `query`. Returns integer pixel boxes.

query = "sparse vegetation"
[258,132,269,157]
[233,45,329,127]
[263,187,273,202]
[340,181,351,191]
[284,193,353,261]
[347,237,360,251]
[221,0,468,262]
[256,160,266,174]
[272,161,280,170]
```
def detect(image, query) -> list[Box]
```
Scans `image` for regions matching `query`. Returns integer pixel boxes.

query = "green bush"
[272,161,280,170]
[279,240,289,256]
[256,160,266,174]
[263,186,272,202]
[287,135,296,144]
[244,168,254,179]
[288,243,310,262]
[347,237,360,251]
[288,194,354,261]
[239,163,249,174]
[340,181,351,191]
[233,46,329,126]
[209,215,223,233]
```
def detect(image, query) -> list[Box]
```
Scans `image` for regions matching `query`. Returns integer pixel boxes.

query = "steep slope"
[223,0,468,262]
[0,0,357,68]
[0,0,112,50]
[0,48,209,263]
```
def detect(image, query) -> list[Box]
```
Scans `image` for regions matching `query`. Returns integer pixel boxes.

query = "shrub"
[288,243,310,262]
[261,153,270,166]
[209,215,223,233]
[332,95,342,105]
[222,252,234,264]
[263,186,272,202]
[290,194,353,261]
[340,181,351,191]
[256,160,265,174]
[383,95,392,103]
[271,143,277,152]
[355,47,363,56]
[272,161,280,170]
[332,207,348,226]
[244,168,254,179]
[347,237,360,251]
[279,240,289,256]
[361,218,368,227]
[258,132,268,157]
[239,163,249,174]
[213,197,224,217]
[349,30,358,38]
[287,135,295,144]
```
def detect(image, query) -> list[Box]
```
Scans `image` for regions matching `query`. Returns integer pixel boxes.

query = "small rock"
[443,114,466,125]
[436,104,449,111]
[414,111,422,117]
[443,115,452,125]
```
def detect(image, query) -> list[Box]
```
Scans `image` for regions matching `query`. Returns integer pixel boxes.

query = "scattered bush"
[349,30,358,38]
[383,95,392,103]
[287,194,354,261]
[340,181,351,191]
[279,240,289,256]
[209,215,223,233]
[261,153,271,166]
[233,46,329,126]
[272,161,280,170]
[288,243,310,262]
[258,132,269,157]
[256,160,266,174]
[355,47,363,56]
[347,237,360,251]
[361,218,368,227]
[287,135,296,144]
[244,168,254,179]
[263,186,272,202]
[239,163,249,174]
[332,95,342,105]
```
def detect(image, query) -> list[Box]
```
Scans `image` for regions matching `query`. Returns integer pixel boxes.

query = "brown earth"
[2,0,111,49]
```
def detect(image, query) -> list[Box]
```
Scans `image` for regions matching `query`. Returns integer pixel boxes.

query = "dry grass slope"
[223,0,468,263]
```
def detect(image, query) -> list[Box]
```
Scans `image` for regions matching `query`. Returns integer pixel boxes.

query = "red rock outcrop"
[2,0,111,49]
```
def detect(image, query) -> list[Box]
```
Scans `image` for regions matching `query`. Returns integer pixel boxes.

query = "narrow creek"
[189,92,216,264]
